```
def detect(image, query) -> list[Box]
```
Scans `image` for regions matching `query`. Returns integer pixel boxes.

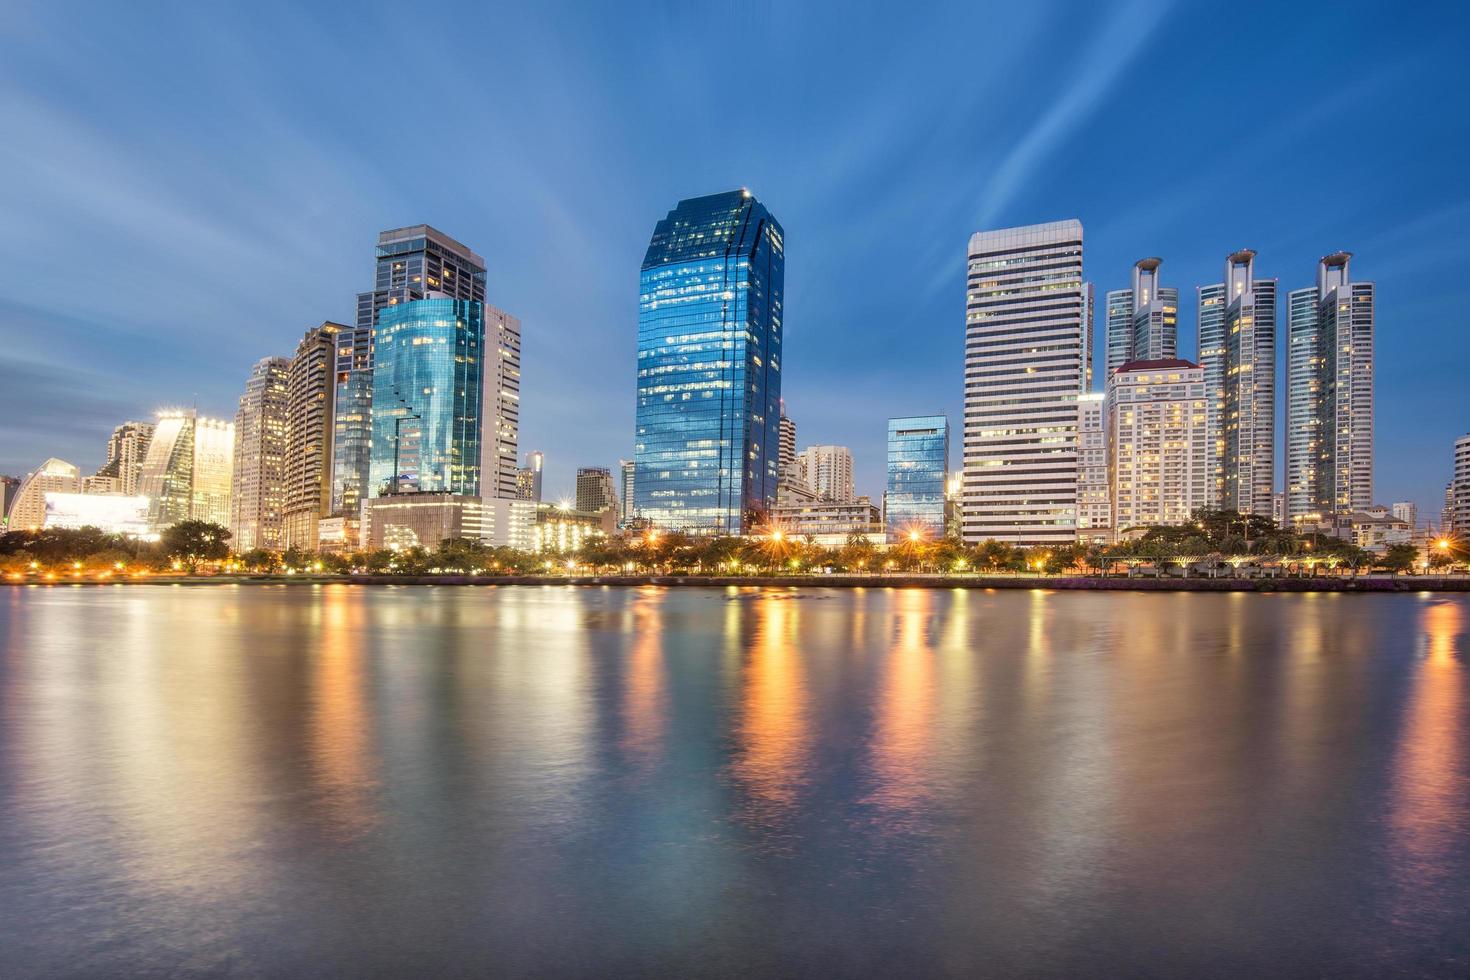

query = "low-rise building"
[364,493,532,551]
[769,497,884,546]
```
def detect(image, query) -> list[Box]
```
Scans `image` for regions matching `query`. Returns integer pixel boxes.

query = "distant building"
[576,466,618,514]
[283,322,345,551]
[1108,359,1208,531]
[481,305,522,501]
[1198,249,1277,515]
[81,475,125,495]
[516,450,544,502]
[230,356,290,551]
[5,459,80,531]
[1391,501,1418,529]
[634,190,784,534]
[778,409,797,471]
[532,502,610,553]
[94,421,155,496]
[769,497,884,547]
[364,492,530,551]
[1105,258,1178,376]
[44,493,152,538]
[369,298,484,498]
[337,225,486,522]
[0,475,21,519]
[1076,394,1110,542]
[963,220,1088,545]
[138,412,234,529]
[1286,252,1374,519]
[796,445,855,503]
[1272,492,1287,527]
[885,416,948,541]
[619,459,636,526]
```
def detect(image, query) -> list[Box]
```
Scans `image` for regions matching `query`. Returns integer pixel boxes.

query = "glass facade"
[634,190,784,534]
[334,227,486,516]
[886,416,949,540]
[369,298,483,498]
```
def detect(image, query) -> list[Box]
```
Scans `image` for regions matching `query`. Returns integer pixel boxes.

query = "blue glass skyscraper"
[886,416,949,540]
[369,298,483,498]
[634,190,784,534]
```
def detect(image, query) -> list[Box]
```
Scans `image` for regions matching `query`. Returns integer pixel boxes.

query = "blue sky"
[2,1,1467,518]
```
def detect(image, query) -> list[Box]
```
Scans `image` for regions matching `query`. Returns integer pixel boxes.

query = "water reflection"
[309,585,379,840]
[620,591,666,772]
[729,595,810,833]
[866,589,941,830]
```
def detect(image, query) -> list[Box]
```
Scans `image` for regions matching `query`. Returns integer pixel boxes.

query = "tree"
[1381,543,1419,575]
[161,520,231,572]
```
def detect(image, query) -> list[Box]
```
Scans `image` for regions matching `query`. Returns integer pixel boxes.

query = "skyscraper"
[334,226,487,519]
[795,445,855,503]
[94,421,155,496]
[4,459,80,531]
[1285,252,1374,519]
[886,416,949,541]
[138,411,234,529]
[516,450,544,503]
[481,305,522,501]
[634,190,784,534]
[1447,435,1470,535]
[963,220,1088,545]
[283,322,345,550]
[1108,359,1209,530]
[230,357,290,551]
[368,298,484,498]
[1198,250,1277,516]
[778,408,796,470]
[1105,258,1178,376]
[576,467,617,513]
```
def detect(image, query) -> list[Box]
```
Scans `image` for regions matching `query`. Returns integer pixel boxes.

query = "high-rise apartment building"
[1446,435,1470,535]
[885,416,949,541]
[4,458,80,531]
[138,411,234,529]
[778,409,796,470]
[1198,249,1277,515]
[796,445,855,503]
[0,475,19,520]
[230,357,290,551]
[283,322,345,550]
[516,450,544,503]
[368,298,484,498]
[1105,258,1178,377]
[334,226,487,518]
[963,220,1088,545]
[1108,359,1209,530]
[1391,501,1418,529]
[94,421,155,496]
[576,467,617,514]
[1076,393,1109,541]
[633,190,784,534]
[481,305,521,500]
[1286,252,1374,519]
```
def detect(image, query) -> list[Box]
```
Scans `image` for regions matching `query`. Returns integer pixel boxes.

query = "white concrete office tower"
[230,357,290,551]
[4,458,80,531]
[94,421,155,496]
[1076,393,1109,540]
[1447,435,1470,534]
[1391,501,1417,529]
[1198,249,1277,516]
[282,322,345,550]
[1105,258,1178,377]
[963,220,1087,545]
[139,411,235,529]
[619,459,636,525]
[796,445,855,503]
[1108,359,1209,530]
[481,305,522,500]
[1285,252,1374,519]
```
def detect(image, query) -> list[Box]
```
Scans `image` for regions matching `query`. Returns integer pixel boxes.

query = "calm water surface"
[2,585,1468,978]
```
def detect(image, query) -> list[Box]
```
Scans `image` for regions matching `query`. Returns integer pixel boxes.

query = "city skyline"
[2,4,1468,518]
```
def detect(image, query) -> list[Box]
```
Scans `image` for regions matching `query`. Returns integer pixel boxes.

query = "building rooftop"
[1115,357,1200,373]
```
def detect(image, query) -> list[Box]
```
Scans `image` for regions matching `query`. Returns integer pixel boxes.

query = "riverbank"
[7,573,1470,592]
